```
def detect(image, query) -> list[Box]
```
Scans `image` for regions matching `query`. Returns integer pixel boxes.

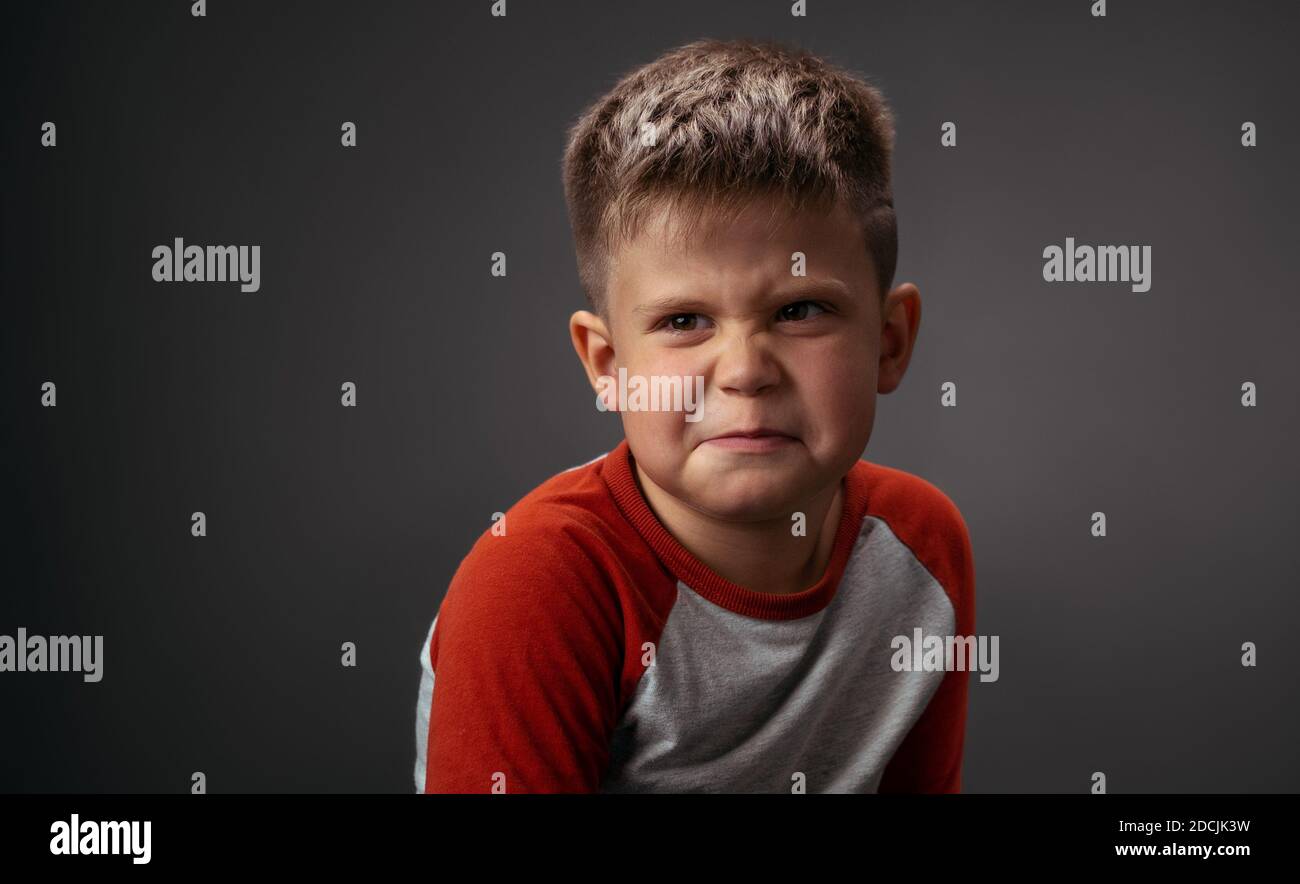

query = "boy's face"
[571,193,920,523]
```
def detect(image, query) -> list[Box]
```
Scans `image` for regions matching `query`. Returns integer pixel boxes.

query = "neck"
[633,463,844,596]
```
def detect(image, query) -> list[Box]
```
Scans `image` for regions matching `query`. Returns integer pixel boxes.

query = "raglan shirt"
[414,439,975,794]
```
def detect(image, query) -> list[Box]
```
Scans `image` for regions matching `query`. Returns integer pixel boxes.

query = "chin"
[689,475,804,522]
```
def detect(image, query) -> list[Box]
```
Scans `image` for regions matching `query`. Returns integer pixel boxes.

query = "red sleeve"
[878,505,976,794]
[421,524,624,794]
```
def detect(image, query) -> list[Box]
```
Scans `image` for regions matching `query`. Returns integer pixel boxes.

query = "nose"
[713,330,781,396]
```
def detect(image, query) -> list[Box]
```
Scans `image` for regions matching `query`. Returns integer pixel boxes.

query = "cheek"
[621,400,698,461]
[623,409,686,437]
[795,339,875,405]
[624,347,699,379]
[790,340,877,453]
[621,350,708,431]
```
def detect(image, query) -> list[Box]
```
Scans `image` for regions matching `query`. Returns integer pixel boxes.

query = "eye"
[658,313,711,334]
[777,300,828,322]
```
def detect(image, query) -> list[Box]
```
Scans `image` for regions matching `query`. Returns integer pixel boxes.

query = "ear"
[569,309,618,394]
[878,283,921,395]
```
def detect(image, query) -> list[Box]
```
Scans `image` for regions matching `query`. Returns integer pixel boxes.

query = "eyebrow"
[631,278,852,317]
[772,277,852,300]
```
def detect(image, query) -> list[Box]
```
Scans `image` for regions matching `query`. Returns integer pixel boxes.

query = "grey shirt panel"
[599,514,955,793]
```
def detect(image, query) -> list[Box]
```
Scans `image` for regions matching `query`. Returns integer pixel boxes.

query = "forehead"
[606,192,874,311]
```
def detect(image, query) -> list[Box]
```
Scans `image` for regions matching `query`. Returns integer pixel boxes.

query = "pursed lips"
[699,428,799,451]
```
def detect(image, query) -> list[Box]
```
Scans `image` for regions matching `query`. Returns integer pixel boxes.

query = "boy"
[415,38,975,793]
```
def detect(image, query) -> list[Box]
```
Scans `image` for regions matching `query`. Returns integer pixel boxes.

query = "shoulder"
[455,449,628,586]
[856,460,970,539]
[435,450,630,648]
[855,460,975,627]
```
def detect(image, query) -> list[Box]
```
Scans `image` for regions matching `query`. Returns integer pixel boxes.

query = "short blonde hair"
[562,37,898,317]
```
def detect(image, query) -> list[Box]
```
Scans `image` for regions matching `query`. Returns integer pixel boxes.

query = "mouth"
[700,428,799,453]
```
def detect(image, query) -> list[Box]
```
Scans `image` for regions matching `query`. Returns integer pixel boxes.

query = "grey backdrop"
[2,0,1296,793]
